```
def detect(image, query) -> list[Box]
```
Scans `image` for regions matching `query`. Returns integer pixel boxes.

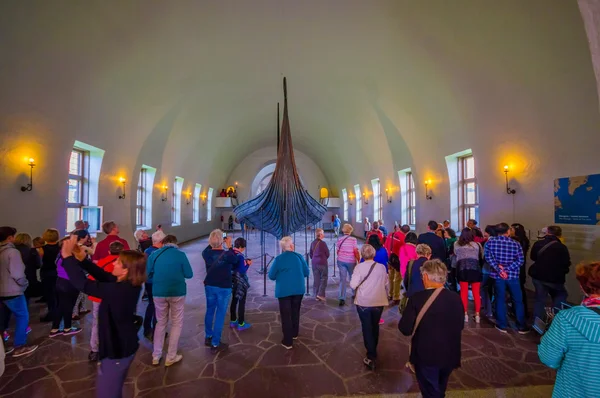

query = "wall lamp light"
[161,185,169,202]
[504,165,516,194]
[201,194,207,206]
[385,188,392,203]
[185,191,192,205]
[118,177,127,199]
[425,180,433,200]
[348,194,354,206]
[363,192,369,205]
[20,158,35,192]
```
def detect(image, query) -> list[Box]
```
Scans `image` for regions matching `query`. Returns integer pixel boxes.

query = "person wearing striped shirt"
[336,224,359,307]
[484,222,528,334]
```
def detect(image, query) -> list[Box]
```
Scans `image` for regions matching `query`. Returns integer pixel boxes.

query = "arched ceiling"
[1,0,598,192]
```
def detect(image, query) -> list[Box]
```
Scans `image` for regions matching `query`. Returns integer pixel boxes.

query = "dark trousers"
[230,292,247,324]
[519,268,529,316]
[415,365,453,398]
[143,282,157,334]
[0,302,11,331]
[532,279,568,321]
[356,305,383,360]
[278,295,303,346]
[41,273,57,319]
[52,278,79,330]
[97,353,135,398]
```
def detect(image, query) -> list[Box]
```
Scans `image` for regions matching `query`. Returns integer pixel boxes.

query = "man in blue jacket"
[418,220,447,263]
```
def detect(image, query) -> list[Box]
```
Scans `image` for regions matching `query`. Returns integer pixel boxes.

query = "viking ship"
[233,77,327,239]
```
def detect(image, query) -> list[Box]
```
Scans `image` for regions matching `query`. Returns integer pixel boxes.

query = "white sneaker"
[475,315,481,324]
[152,356,161,366]
[165,354,183,367]
[464,314,469,323]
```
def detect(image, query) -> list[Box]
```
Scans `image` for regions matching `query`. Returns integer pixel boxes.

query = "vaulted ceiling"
[1,0,598,194]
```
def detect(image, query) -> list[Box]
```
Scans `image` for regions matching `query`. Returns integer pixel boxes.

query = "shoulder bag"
[399,260,415,313]
[355,261,378,295]
[528,240,558,278]
[405,287,444,373]
[388,233,400,272]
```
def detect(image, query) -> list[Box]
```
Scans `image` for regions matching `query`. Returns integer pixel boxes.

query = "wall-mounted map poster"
[554,174,600,225]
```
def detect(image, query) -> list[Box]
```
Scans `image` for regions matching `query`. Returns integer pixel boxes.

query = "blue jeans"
[494,278,526,330]
[2,295,29,346]
[337,261,355,300]
[204,286,232,347]
[532,279,568,321]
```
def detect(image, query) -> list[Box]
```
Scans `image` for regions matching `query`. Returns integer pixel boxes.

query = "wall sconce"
[201,194,207,206]
[161,185,169,202]
[20,158,35,192]
[185,191,192,205]
[348,194,354,206]
[504,165,516,194]
[425,180,433,200]
[385,188,392,203]
[118,177,126,199]
[363,192,369,205]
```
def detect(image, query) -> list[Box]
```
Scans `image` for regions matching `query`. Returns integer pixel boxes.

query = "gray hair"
[420,259,448,284]
[280,236,294,251]
[416,243,432,257]
[361,244,376,260]
[209,229,224,248]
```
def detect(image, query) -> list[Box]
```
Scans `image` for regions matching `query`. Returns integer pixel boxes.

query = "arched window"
[256,173,273,196]
[250,163,305,198]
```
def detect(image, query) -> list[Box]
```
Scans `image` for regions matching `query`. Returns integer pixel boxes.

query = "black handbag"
[388,233,401,272]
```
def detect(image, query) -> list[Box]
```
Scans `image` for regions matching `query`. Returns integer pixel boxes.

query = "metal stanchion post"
[263,253,267,297]
[305,252,311,296]
[332,242,336,277]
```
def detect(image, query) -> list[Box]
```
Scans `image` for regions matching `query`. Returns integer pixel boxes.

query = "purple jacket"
[309,239,330,266]
[56,256,70,280]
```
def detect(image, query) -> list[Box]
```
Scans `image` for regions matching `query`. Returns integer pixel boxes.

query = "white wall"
[1,0,600,299]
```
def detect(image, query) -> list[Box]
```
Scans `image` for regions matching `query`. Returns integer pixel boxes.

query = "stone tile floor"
[0,232,555,397]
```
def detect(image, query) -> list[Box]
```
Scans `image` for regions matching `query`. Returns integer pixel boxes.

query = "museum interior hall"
[1,1,600,397]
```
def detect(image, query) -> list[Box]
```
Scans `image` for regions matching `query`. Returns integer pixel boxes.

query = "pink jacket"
[399,243,418,277]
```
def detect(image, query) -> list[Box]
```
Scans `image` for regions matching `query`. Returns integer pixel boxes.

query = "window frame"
[354,184,362,223]
[458,155,478,229]
[406,172,416,227]
[193,183,202,223]
[207,187,214,221]
[172,177,184,226]
[66,149,89,231]
[372,178,381,222]
[342,188,348,221]
[136,168,148,227]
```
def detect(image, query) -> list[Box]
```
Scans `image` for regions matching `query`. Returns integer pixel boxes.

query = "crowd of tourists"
[0,213,598,398]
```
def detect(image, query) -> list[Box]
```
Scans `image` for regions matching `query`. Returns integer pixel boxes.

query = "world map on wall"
[554,174,600,225]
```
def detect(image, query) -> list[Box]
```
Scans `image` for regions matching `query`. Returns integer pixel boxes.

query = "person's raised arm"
[80,257,116,282]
